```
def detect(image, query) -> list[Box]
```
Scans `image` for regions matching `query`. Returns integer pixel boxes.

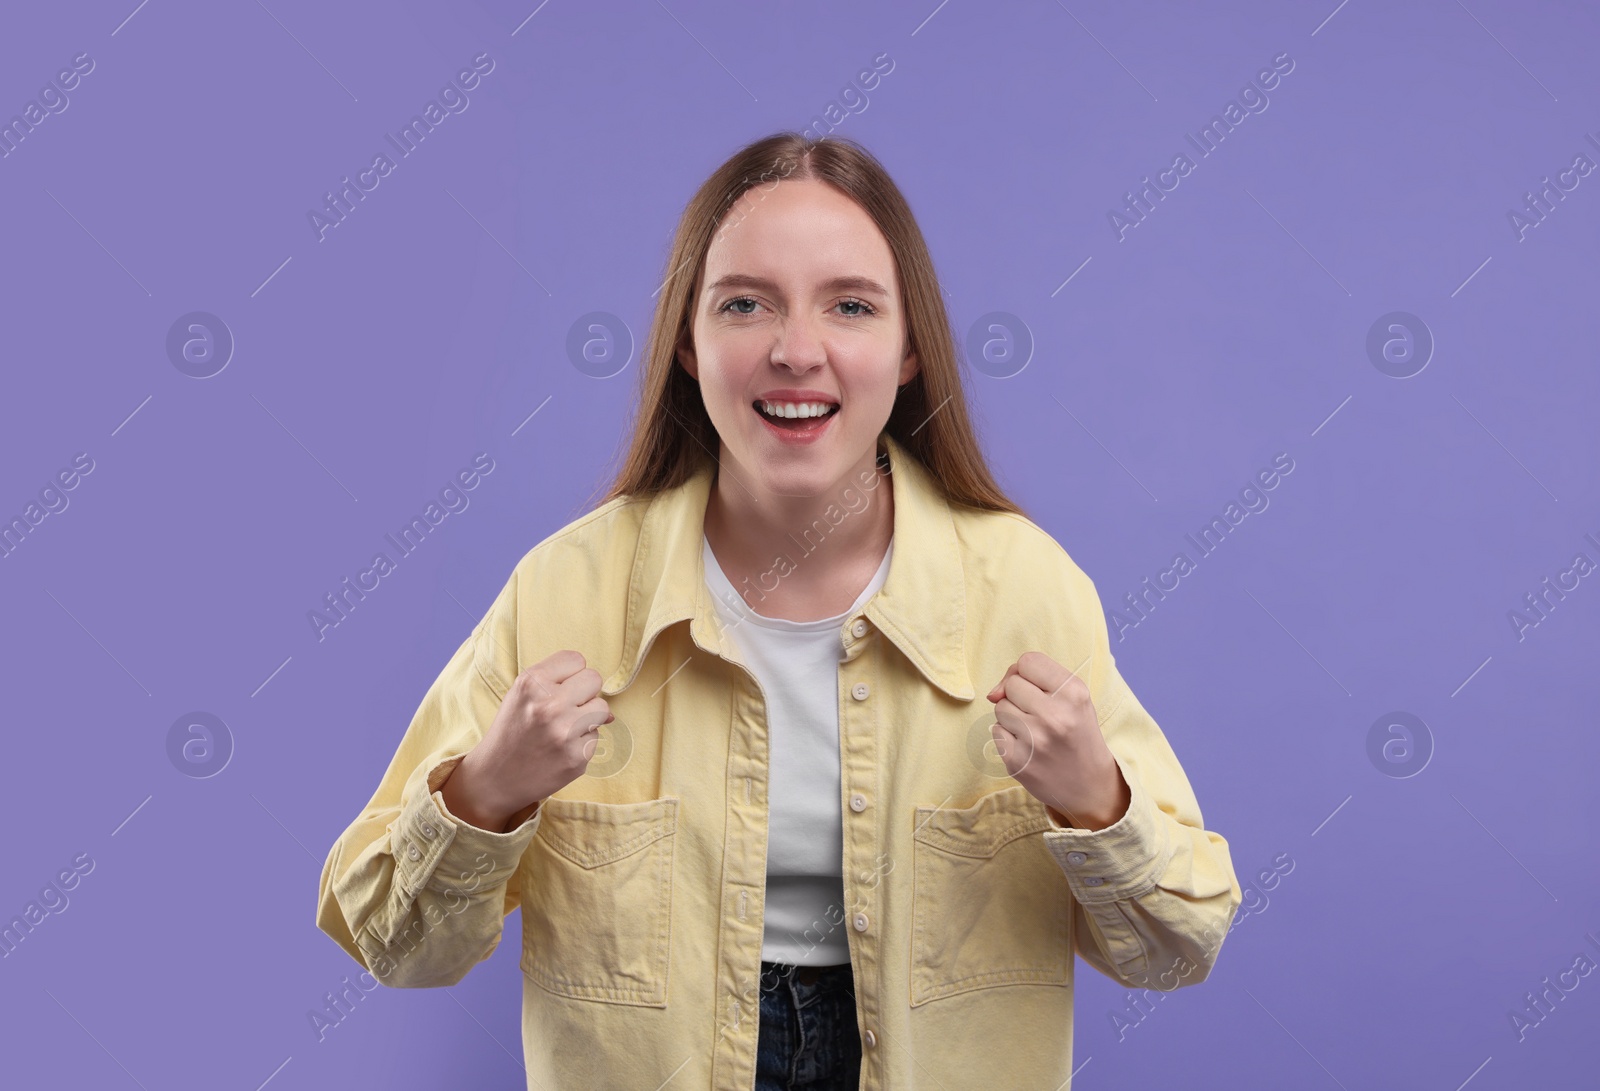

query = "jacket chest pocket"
[910,783,1071,1007]
[518,795,678,1007]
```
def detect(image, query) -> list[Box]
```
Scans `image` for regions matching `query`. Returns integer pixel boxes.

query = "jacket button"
[1065,851,1086,865]
[853,912,869,932]
[850,793,867,812]
[864,1028,877,1048]
[406,843,421,862]
[851,619,868,638]
[851,682,870,701]
[419,822,437,840]
[1084,876,1105,886]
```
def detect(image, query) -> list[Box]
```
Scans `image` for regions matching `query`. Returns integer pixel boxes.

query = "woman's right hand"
[439,649,612,832]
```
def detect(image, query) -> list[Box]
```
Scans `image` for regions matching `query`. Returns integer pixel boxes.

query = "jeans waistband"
[761,959,852,988]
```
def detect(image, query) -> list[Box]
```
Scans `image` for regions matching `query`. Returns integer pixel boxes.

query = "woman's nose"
[772,317,828,367]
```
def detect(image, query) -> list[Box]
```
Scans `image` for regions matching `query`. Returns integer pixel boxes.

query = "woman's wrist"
[439,749,523,833]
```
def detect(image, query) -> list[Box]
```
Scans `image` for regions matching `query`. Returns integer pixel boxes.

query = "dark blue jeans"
[756,959,862,1090]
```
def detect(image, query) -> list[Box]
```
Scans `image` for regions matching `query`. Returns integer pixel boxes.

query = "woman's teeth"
[756,401,838,419]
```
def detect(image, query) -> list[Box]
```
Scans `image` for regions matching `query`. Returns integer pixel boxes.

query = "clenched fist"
[440,650,613,833]
[985,650,1130,831]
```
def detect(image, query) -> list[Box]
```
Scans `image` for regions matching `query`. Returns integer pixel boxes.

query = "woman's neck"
[703,452,894,623]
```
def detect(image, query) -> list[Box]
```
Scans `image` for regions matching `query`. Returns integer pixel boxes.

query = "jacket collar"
[602,431,975,701]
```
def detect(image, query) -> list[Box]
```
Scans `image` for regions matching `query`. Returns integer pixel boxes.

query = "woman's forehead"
[704,191,897,293]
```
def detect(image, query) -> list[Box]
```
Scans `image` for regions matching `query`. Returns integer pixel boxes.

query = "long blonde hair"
[589,131,1024,518]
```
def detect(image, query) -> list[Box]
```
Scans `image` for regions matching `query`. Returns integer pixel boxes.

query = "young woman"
[317,132,1242,1091]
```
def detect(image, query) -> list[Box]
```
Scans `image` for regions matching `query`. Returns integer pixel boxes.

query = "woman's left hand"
[985,651,1131,831]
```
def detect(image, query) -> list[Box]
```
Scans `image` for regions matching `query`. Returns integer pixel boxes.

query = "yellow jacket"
[315,431,1242,1089]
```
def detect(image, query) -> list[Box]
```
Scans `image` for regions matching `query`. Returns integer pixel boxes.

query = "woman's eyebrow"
[706,273,891,298]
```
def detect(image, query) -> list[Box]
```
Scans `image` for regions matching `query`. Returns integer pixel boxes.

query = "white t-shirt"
[701,532,893,966]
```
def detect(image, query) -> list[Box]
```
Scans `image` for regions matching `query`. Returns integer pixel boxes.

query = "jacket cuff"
[1041,753,1174,903]
[388,753,541,899]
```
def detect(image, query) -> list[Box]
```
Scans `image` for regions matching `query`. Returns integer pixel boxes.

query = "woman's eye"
[718,296,876,317]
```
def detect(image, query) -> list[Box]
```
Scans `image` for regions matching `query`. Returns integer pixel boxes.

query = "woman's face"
[680,176,919,499]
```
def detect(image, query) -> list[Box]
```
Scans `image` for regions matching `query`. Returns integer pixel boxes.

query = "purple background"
[3,1,1597,1088]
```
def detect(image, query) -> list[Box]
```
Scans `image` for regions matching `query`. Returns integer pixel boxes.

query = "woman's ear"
[899,349,919,387]
[678,337,699,381]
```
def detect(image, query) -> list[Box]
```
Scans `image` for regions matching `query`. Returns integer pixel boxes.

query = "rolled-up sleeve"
[1040,579,1243,992]
[315,567,539,989]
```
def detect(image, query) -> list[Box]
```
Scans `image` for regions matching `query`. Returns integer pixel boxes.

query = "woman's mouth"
[751,399,840,444]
